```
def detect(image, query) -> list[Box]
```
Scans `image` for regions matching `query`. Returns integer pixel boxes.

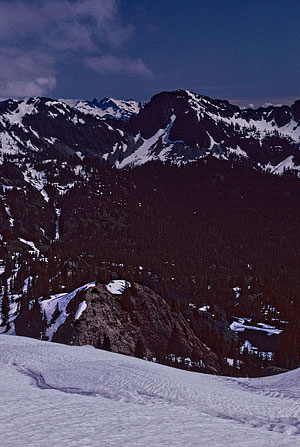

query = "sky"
[0,0,300,106]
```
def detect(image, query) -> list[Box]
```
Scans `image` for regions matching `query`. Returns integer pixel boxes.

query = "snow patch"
[230,318,282,335]
[18,238,40,257]
[55,208,61,240]
[266,155,300,175]
[4,204,14,226]
[75,301,87,320]
[106,280,131,295]
[199,305,210,312]
[3,99,37,126]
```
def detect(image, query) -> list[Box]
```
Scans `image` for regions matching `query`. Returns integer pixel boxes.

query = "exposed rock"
[51,283,222,374]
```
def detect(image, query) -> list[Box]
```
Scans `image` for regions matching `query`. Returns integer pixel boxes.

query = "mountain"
[1,90,300,172]
[0,96,125,161]
[1,334,300,446]
[63,90,300,170]
[1,89,300,375]
[72,97,144,121]
[122,90,300,169]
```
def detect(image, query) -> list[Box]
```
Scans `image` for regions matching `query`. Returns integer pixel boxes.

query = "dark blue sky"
[0,0,300,105]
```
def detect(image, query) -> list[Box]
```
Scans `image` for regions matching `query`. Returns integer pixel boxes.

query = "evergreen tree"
[102,334,111,351]
[1,285,10,328]
[134,336,147,359]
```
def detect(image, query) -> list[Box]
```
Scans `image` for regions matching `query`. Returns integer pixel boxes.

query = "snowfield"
[1,336,300,446]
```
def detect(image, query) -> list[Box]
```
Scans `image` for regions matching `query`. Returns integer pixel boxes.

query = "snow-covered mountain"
[1,90,300,173]
[1,334,300,446]
[0,96,125,161]
[121,90,300,170]
[75,97,144,121]
[62,97,144,121]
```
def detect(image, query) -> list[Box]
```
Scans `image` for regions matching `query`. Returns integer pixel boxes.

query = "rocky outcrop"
[50,282,222,374]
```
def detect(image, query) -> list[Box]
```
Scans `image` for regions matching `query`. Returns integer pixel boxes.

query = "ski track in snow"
[14,364,97,397]
[1,335,300,446]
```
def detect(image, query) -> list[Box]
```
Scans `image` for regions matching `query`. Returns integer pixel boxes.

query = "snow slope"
[0,335,300,446]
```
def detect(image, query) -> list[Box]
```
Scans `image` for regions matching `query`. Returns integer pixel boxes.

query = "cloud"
[0,47,56,97]
[0,0,150,97]
[229,97,300,108]
[0,0,131,51]
[85,55,153,77]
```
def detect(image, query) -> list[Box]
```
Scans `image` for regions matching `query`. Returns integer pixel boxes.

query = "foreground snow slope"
[1,335,300,446]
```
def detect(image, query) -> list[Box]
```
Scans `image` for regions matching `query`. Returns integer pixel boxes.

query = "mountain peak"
[73,96,144,121]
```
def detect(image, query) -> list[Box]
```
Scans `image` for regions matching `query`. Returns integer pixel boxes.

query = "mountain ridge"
[0,89,299,173]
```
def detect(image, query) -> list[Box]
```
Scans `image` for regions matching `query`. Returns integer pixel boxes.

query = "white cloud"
[0,47,56,97]
[85,55,153,77]
[0,0,150,97]
[0,0,131,51]
[230,97,299,108]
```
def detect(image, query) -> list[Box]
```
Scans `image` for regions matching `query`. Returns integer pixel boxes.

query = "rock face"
[46,282,222,374]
